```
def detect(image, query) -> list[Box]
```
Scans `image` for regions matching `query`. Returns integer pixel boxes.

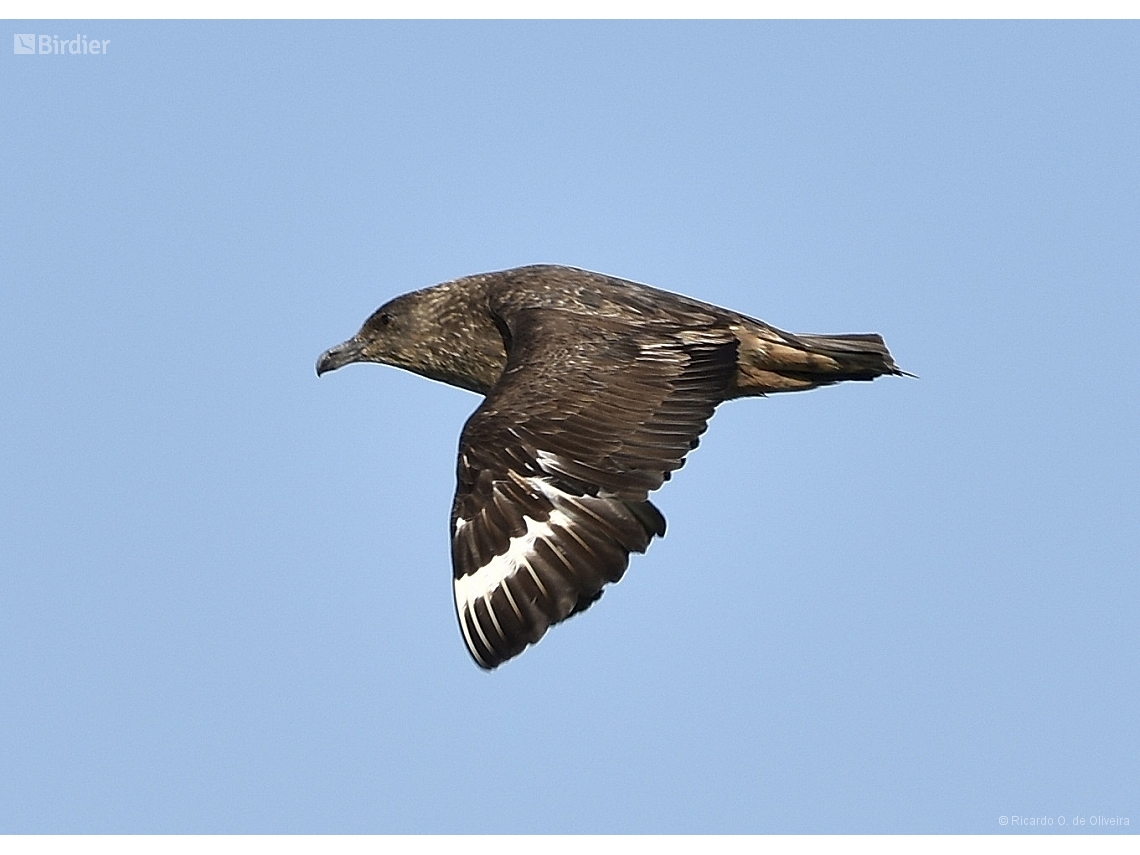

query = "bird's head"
[316,283,507,395]
[316,293,413,377]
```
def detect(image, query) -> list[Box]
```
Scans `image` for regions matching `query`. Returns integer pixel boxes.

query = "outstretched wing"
[450,308,738,669]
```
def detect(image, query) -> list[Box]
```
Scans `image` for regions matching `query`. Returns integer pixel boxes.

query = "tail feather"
[785,331,904,380]
[732,325,907,396]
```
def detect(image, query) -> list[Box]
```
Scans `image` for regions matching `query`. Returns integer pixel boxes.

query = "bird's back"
[479,264,903,398]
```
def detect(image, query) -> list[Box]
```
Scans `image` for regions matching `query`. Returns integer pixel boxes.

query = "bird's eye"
[378,312,392,327]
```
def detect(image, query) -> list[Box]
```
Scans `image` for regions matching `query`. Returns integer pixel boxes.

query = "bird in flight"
[317,264,902,669]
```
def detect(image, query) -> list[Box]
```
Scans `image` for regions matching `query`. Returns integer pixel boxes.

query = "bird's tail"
[731,325,908,396]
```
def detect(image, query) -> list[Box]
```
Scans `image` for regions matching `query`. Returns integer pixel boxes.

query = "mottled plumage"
[317,264,902,669]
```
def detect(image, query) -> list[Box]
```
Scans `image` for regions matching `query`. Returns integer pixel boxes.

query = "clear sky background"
[2,21,1137,834]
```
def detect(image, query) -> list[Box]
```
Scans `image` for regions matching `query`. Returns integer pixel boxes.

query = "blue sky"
[1,21,1137,834]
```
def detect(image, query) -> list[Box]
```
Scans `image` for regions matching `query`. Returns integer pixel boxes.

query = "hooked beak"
[316,338,365,376]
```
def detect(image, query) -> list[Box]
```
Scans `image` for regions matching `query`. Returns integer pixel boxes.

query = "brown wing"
[449,308,738,669]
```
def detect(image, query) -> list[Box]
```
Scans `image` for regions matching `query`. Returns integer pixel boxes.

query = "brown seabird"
[317,264,903,670]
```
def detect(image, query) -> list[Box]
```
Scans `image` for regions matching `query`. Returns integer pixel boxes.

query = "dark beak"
[316,338,364,376]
